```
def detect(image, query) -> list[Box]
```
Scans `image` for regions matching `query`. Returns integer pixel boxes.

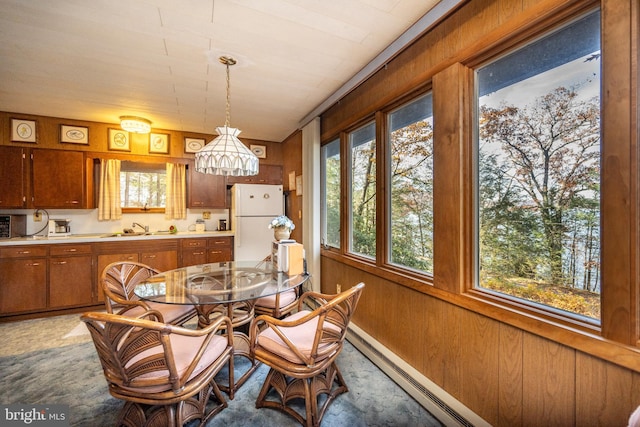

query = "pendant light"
[195,56,259,176]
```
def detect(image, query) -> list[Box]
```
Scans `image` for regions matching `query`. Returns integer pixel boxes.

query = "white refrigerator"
[231,184,284,261]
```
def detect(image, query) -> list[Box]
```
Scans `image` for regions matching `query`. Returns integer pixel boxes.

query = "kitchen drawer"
[208,237,232,248]
[0,246,48,258]
[49,244,92,256]
[181,239,207,249]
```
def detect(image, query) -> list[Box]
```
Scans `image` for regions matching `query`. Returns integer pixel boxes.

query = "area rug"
[0,316,443,426]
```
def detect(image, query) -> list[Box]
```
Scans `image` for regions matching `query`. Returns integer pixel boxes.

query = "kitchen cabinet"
[0,146,27,208]
[49,244,93,308]
[96,240,178,302]
[207,237,234,262]
[188,164,227,208]
[0,246,47,314]
[180,236,234,266]
[32,149,86,208]
[226,164,282,185]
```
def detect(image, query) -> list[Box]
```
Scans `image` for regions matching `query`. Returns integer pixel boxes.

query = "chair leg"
[255,362,349,427]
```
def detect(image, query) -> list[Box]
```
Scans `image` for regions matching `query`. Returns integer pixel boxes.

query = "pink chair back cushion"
[254,289,298,309]
[122,333,228,393]
[116,302,193,324]
[257,310,342,364]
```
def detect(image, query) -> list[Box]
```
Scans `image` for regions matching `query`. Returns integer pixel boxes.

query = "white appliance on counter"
[231,184,283,261]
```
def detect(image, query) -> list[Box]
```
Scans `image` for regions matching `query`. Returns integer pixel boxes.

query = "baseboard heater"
[346,323,492,427]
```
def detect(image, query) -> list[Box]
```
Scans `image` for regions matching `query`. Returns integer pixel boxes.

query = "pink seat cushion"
[257,310,341,364]
[117,302,193,324]
[254,289,297,309]
[122,332,228,393]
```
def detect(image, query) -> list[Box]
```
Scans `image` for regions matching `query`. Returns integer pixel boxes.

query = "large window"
[321,139,341,248]
[476,10,601,320]
[349,122,376,259]
[388,94,434,273]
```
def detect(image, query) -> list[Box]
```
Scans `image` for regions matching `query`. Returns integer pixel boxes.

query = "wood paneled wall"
[0,111,283,166]
[281,130,303,242]
[322,259,640,426]
[320,0,640,425]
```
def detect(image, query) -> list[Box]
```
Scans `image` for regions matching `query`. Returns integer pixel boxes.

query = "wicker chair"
[249,283,365,427]
[81,310,233,426]
[101,261,197,325]
[253,287,301,319]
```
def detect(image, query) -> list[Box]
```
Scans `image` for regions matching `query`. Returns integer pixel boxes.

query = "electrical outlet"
[336,284,341,293]
[202,211,211,220]
[33,211,42,222]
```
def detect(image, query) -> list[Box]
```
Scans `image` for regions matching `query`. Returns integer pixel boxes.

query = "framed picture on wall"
[149,133,169,154]
[185,137,205,153]
[60,125,89,144]
[108,128,130,151]
[250,144,267,158]
[11,119,37,143]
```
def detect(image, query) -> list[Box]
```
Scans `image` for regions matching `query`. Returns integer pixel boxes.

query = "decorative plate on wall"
[250,144,266,158]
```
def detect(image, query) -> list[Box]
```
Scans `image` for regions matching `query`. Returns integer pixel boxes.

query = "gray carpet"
[0,314,443,426]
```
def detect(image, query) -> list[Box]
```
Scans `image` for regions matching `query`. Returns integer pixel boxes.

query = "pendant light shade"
[194,125,258,176]
[195,56,258,176]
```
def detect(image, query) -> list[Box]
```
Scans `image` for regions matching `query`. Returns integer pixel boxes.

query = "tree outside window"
[349,122,376,259]
[321,139,341,248]
[388,94,434,273]
[477,10,601,320]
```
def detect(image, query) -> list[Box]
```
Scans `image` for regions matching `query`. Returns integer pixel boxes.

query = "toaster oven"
[0,214,27,239]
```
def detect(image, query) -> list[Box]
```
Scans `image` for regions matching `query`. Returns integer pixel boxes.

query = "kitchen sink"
[101,232,150,238]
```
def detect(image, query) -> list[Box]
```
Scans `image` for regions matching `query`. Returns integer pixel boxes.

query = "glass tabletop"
[133,260,310,305]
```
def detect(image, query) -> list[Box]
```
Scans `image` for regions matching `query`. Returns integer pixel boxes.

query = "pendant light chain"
[225,60,231,127]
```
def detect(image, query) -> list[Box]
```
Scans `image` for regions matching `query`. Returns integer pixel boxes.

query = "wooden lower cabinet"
[180,237,233,266]
[49,244,93,308]
[0,246,47,314]
[207,237,233,263]
[95,240,178,303]
[0,236,231,319]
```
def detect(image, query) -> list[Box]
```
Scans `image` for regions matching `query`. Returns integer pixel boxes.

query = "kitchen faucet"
[132,222,149,233]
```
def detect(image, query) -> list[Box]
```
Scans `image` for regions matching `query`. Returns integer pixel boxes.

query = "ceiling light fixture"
[195,56,258,176]
[120,116,152,134]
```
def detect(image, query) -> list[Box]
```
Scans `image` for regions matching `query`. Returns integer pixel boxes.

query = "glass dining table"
[133,259,310,398]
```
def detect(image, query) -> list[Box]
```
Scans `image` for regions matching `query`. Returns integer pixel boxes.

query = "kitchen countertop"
[0,231,234,246]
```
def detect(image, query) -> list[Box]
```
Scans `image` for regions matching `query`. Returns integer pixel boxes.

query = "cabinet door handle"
[18,250,31,255]
[67,200,80,204]
[144,255,157,259]
[27,262,41,267]
[188,242,200,247]
[210,250,222,254]
[64,248,78,253]
[194,251,204,255]
[125,256,135,260]
[52,261,67,265]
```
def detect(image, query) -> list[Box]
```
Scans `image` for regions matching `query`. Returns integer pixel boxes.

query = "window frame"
[469,7,603,331]
[320,0,640,365]
[347,119,378,261]
[321,138,342,249]
[385,91,435,276]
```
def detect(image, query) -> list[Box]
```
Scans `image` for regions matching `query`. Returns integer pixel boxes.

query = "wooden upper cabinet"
[0,146,27,208]
[188,163,227,208]
[32,149,86,208]
[226,164,282,185]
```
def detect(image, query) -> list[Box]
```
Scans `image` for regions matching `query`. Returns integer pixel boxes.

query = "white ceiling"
[0,0,448,142]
